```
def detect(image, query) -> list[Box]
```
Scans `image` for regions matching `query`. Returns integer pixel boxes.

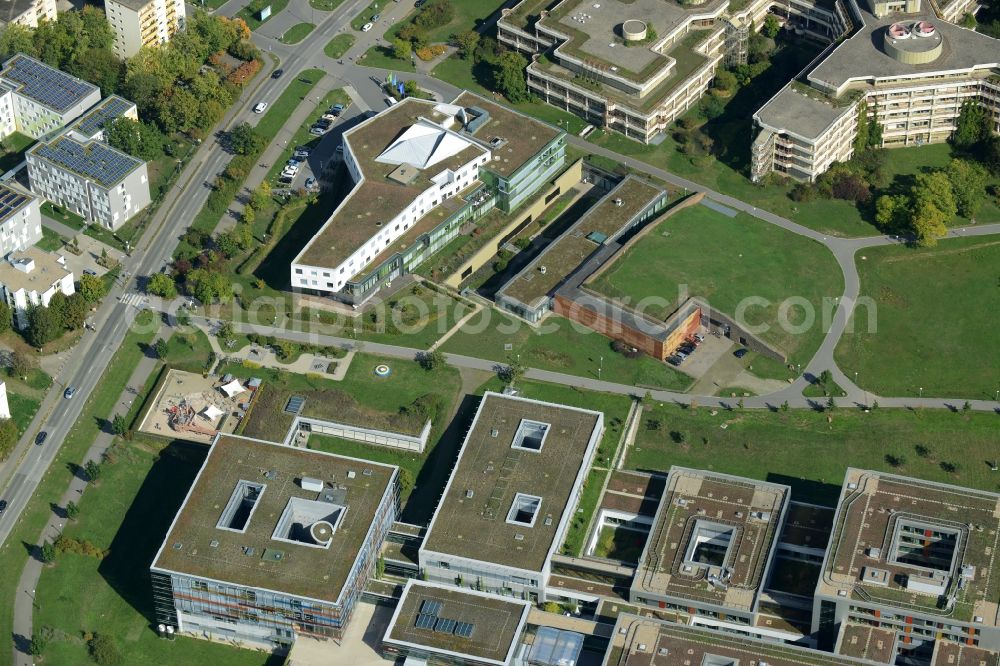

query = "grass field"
[592,525,647,563]
[254,69,324,139]
[236,0,289,30]
[0,131,33,173]
[630,402,1000,505]
[161,328,214,374]
[33,438,276,665]
[350,0,382,29]
[360,45,416,72]
[0,310,160,660]
[835,235,1000,400]
[420,0,506,43]
[36,227,65,252]
[280,22,315,43]
[324,33,355,58]
[40,201,86,231]
[310,0,345,9]
[590,203,843,368]
[442,310,693,391]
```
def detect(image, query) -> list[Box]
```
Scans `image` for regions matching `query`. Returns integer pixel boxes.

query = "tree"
[700,96,725,120]
[84,460,102,482]
[25,304,62,346]
[391,38,412,61]
[853,101,870,154]
[885,453,906,468]
[147,272,177,298]
[0,24,37,60]
[712,68,738,93]
[229,122,265,155]
[152,338,169,359]
[952,101,990,149]
[762,14,781,38]
[29,631,48,656]
[105,117,164,160]
[62,293,87,330]
[78,273,106,303]
[112,413,130,437]
[217,321,235,342]
[875,194,906,230]
[66,500,80,520]
[0,417,17,461]
[0,300,10,334]
[9,351,34,379]
[826,396,837,411]
[495,51,529,103]
[945,158,988,218]
[249,182,271,210]
[88,634,123,666]
[186,269,233,304]
[39,540,56,564]
[455,30,480,59]
[419,349,445,371]
[501,356,526,387]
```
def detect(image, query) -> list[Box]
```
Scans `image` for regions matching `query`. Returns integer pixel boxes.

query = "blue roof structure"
[0,55,99,113]
[33,135,141,188]
[527,627,585,666]
[71,96,134,139]
[0,184,31,223]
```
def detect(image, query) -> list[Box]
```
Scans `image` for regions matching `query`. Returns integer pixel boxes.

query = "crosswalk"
[120,291,146,308]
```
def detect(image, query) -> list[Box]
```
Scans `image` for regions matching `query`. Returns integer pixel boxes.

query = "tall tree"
[0,24,38,60]
[495,51,529,103]
[25,304,62,347]
[945,158,988,218]
[952,101,990,149]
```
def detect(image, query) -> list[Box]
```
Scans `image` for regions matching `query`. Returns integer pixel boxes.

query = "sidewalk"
[11,327,172,666]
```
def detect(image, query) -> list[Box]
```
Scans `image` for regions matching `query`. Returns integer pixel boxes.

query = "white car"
[361,22,373,32]
[253,102,267,113]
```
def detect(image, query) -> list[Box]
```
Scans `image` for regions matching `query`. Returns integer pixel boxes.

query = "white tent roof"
[375,121,473,170]
[201,404,225,420]
[220,379,245,398]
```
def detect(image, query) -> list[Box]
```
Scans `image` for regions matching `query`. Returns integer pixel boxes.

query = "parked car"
[83,268,97,276]
[305,177,317,189]
[293,150,309,159]
[271,68,284,79]
[667,356,683,367]
[335,145,344,153]
[734,348,749,358]
[278,176,293,185]
[315,118,332,127]
[35,431,47,445]
[253,102,268,113]
[361,22,373,31]
[330,103,345,115]
[64,386,76,399]
[371,13,380,20]
[693,333,705,343]
[309,125,326,136]
[321,113,337,122]
[415,0,426,6]
[0,499,7,514]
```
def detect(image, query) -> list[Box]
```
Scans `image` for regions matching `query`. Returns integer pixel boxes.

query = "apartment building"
[26,133,150,230]
[150,434,398,648]
[0,183,41,255]
[498,0,852,143]
[0,55,102,140]
[0,0,56,29]
[815,468,1000,662]
[105,0,186,59]
[291,92,567,304]
[419,392,604,603]
[0,246,74,329]
[752,1,1000,181]
[630,467,791,636]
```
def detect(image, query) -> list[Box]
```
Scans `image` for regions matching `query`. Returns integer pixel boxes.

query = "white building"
[0,0,56,29]
[0,247,74,329]
[0,55,102,141]
[105,0,186,59]
[0,184,41,255]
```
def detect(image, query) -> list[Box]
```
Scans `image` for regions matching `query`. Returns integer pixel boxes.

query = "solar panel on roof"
[1,56,97,113]
[420,599,442,616]
[434,618,456,634]
[74,97,133,137]
[453,621,474,638]
[0,185,28,223]
[414,613,436,630]
[34,136,140,188]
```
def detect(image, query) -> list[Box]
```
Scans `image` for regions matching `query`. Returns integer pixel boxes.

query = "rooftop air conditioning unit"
[301,477,324,492]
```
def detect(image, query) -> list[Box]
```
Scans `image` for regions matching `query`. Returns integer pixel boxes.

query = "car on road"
[271,68,284,79]
[0,500,7,514]
[253,102,268,113]
[734,348,749,358]
[35,431,47,445]
[63,386,76,399]
[361,22,373,32]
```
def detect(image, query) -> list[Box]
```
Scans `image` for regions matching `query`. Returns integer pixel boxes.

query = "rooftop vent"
[301,477,324,493]
[172,542,183,550]
[363,469,373,477]
[539,265,547,275]
[490,428,499,437]
[466,489,474,499]
[347,471,356,479]
[209,540,219,548]
[514,533,525,541]
[614,198,623,207]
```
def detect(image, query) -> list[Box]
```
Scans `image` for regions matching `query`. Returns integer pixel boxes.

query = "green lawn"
[630,402,1000,505]
[0,310,160,660]
[835,235,1000,400]
[360,45,416,72]
[0,131,33,173]
[161,328,214,374]
[442,310,694,391]
[255,69,324,139]
[589,203,843,369]
[40,201,85,231]
[350,0,382,29]
[592,525,647,563]
[420,0,506,43]
[324,33,355,58]
[280,22,315,44]
[310,0,345,9]
[236,0,290,30]
[33,438,275,665]
[36,227,66,252]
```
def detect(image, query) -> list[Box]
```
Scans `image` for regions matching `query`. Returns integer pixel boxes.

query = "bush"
[830,173,871,203]
[88,634,123,666]
[789,182,816,202]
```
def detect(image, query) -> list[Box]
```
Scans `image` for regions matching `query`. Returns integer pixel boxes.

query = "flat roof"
[421,392,603,572]
[0,246,70,293]
[107,0,157,12]
[296,93,563,272]
[819,468,1000,625]
[501,176,664,308]
[809,13,1000,93]
[755,84,853,140]
[30,134,143,188]
[932,640,1000,666]
[632,467,789,612]
[70,95,134,139]
[605,614,885,666]
[837,623,896,662]
[0,0,39,23]
[0,54,99,113]
[152,434,396,604]
[384,580,530,665]
[0,183,33,224]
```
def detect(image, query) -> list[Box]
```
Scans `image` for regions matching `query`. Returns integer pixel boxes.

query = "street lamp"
[919,387,923,398]
[598,355,603,380]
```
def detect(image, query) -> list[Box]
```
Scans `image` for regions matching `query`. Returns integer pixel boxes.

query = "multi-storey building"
[630,467,790,636]
[0,246,74,329]
[815,468,1000,662]
[419,392,604,603]
[0,54,102,140]
[752,0,1000,181]
[0,183,41,255]
[498,0,852,144]
[105,0,186,58]
[0,0,56,29]
[150,434,398,649]
[291,92,567,304]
